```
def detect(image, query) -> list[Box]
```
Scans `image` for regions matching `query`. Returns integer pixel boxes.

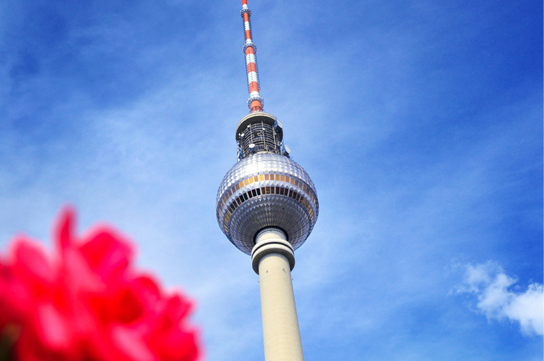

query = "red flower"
[0,209,200,361]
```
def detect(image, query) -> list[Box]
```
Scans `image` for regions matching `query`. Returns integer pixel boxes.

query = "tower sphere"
[216,112,319,255]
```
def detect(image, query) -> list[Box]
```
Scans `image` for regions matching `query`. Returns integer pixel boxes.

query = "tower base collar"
[251,228,295,274]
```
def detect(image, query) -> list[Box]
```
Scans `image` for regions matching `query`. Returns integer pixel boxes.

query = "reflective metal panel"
[217,153,319,255]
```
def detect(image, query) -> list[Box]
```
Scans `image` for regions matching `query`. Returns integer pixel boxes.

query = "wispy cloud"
[456,262,543,336]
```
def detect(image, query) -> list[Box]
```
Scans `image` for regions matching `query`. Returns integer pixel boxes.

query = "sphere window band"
[219,173,316,205]
[222,188,315,221]
[221,184,316,231]
[218,173,318,235]
[218,172,317,216]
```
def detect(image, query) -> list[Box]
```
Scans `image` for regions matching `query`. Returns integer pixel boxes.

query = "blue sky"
[0,0,542,360]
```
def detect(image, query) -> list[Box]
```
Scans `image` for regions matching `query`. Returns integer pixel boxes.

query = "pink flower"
[0,208,200,361]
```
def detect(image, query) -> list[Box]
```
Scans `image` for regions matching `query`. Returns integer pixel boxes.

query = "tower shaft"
[252,229,304,361]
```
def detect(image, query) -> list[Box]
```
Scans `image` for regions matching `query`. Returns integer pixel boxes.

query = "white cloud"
[457,262,543,336]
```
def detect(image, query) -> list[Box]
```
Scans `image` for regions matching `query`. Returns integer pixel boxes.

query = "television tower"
[216,1,319,360]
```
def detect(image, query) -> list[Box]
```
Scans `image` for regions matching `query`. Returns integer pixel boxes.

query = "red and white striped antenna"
[241,0,264,113]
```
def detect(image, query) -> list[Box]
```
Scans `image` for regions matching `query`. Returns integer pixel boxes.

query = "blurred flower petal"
[0,208,201,361]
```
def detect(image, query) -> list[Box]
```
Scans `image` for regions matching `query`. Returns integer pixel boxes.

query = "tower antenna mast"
[241,0,264,112]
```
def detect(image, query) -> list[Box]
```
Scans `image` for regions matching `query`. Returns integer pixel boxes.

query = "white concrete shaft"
[256,229,304,361]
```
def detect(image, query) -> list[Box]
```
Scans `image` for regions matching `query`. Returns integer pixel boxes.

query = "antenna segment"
[241,0,264,112]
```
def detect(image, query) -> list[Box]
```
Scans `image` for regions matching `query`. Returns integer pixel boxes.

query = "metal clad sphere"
[216,153,319,254]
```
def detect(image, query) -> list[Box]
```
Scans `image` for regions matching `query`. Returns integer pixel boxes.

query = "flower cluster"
[0,209,200,361]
